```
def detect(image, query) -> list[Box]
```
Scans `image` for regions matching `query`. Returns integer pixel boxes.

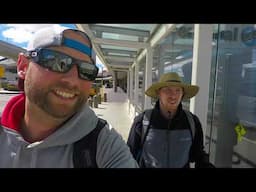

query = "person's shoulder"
[96,122,129,151]
[97,121,121,139]
[97,118,108,125]
[182,110,202,126]
[183,109,198,118]
[190,112,200,122]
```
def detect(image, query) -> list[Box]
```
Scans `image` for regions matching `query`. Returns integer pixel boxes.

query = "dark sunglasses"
[27,48,99,81]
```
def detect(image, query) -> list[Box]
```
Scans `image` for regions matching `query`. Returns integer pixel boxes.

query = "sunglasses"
[27,48,99,81]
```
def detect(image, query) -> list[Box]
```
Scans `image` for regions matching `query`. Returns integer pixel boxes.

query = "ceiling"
[0,40,26,67]
[0,24,160,74]
[76,24,160,73]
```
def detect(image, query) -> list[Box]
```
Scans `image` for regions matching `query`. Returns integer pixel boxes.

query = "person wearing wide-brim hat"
[127,72,215,168]
[145,72,199,100]
[145,72,199,119]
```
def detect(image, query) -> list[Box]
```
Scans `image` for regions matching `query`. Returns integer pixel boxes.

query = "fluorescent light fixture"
[175,55,184,60]
[164,61,172,65]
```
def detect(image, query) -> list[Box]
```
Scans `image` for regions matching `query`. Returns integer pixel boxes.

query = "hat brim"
[145,82,199,100]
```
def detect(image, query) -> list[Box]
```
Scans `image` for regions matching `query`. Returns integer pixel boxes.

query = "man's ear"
[17,53,29,79]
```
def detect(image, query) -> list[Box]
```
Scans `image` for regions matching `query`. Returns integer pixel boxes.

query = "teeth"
[55,89,75,98]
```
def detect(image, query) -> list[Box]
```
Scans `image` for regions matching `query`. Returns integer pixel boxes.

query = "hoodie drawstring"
[12,146,22,168]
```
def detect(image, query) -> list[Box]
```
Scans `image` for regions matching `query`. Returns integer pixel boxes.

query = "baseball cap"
[27,26,95,63]
[18,27,96,91]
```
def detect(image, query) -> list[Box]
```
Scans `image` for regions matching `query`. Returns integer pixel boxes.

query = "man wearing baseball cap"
[127,72,214,168]
[0,26,138,168]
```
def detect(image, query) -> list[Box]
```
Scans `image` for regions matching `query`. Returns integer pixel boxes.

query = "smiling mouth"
[54,89,77,99]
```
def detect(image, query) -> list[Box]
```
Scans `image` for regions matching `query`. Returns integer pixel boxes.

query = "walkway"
[92,87,133,141]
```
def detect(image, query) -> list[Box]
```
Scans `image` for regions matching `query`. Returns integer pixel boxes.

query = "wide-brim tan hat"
[145,72,199,100]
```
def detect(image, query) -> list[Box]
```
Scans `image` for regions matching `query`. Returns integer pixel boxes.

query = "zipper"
[167,112,172,167]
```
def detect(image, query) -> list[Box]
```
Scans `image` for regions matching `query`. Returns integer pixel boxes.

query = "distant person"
[0,26,138,168]
[127,72,214,168]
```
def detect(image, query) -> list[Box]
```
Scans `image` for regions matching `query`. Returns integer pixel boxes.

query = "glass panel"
[138,57,146,111]
[132,67,135,103]
[117,71,127,93]
[205,24,219,158]
[209,24,256,167]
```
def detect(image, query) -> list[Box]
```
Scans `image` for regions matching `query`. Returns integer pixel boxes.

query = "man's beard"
[24,79,87,119]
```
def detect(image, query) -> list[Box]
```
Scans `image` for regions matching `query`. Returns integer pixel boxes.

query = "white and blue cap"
[27,26,95,63]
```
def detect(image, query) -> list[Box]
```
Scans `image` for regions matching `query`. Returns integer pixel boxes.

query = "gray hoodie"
[0,103,139,168]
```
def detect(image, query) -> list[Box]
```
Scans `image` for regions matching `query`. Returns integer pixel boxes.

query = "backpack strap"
[73,118,107,168]
[184,110,195,140]
[141,109,153,147]
[136,109,153,165]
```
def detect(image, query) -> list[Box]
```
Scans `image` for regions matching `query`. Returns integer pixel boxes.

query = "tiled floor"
[91,87,133,141]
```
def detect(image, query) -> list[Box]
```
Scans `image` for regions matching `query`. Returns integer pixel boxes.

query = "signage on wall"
[176,25,256,47]
[241,26,256,47]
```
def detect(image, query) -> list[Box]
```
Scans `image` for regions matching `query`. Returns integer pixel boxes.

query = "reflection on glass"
[209,24,256,168]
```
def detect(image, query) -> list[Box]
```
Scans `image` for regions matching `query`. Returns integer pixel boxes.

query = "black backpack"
[73,118,107,168]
